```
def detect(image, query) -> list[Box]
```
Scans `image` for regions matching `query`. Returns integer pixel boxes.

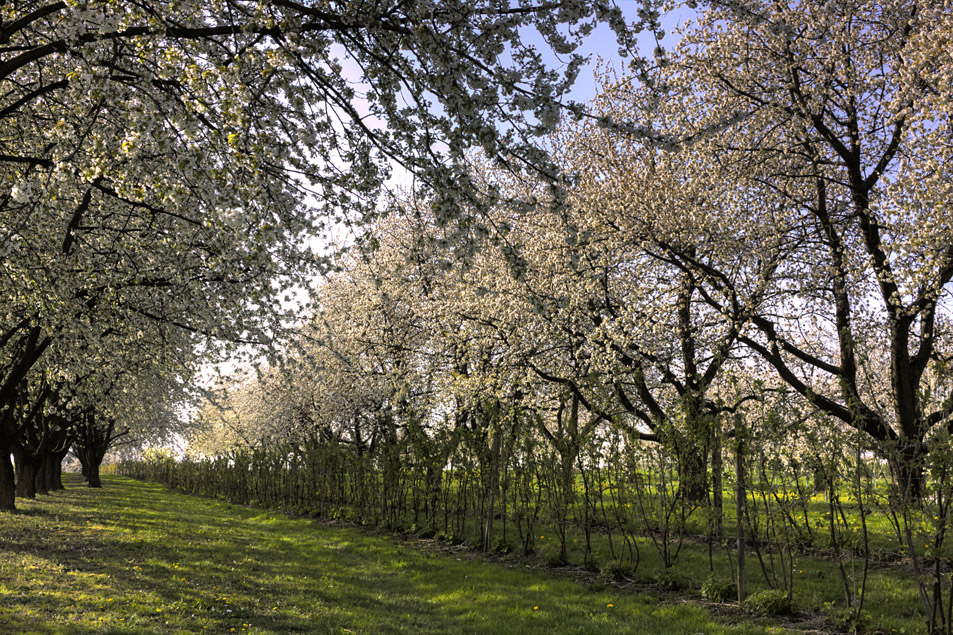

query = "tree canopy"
[0,0,641,509]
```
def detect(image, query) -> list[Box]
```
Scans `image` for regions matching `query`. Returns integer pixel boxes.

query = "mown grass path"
[0,475,790,634]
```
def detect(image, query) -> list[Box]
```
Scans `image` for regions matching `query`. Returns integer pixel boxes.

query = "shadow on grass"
[0,474,771,635]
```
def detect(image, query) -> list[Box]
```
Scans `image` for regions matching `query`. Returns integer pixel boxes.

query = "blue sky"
[567,1,677,104]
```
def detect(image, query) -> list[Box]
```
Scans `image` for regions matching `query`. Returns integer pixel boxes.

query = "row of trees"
[189,0,953,509]
[156,1,953,630]
[131,393,947,630]
[0,0,635,510]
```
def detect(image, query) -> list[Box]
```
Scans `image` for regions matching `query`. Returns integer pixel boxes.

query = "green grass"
[0,475,792,635]
[396,487,925,634]
[449,514,924,634]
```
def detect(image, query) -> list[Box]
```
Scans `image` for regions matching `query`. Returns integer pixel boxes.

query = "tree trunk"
[557,442,577,564]
[891,439,926,504]
[0,325,52,510]
[86,462,102,488]
[675,273,711,505]
[711,419,723,539]
[735,416,747,604]
[812,464,828,494]
[13,446,37,499]
[73,414,115,489]
[34,451,52,495]
[679,441,709,504]
[482,426,502,552]
[51,449,67,491]
[0,437,16,511]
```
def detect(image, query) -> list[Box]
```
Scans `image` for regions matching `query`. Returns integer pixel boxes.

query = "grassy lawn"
[0,475,790,635]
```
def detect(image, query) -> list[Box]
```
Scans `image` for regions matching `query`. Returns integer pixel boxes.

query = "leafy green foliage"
[701,578,737,604]
[743,590,792,617]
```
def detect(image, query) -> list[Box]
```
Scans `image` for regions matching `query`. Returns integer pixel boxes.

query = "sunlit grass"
[1,474,785,634]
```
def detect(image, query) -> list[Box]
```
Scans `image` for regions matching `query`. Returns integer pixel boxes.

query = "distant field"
[0,475,783,634]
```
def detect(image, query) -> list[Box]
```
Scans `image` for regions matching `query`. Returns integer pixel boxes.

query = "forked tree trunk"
[73,414,116,489]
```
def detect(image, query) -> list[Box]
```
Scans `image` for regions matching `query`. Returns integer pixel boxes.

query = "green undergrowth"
[1,475,788,635]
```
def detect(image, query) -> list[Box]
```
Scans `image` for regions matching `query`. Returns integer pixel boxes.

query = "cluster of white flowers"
[10,182,34,204]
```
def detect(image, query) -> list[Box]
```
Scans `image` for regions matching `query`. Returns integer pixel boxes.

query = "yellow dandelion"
[533,605,539,611]
[607,603,614,608]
